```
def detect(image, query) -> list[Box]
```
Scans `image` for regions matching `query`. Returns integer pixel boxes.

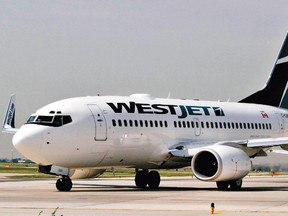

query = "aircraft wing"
[246,137,288,148]
[169,137,288,158]
[268,148,288,155]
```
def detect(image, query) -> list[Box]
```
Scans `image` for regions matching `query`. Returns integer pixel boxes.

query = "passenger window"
[212,122,215,128]
[201,122,204,128]
[182,121,186,128]
[155,121,158,127]
[164,121,168,127]
[191,121,195,128]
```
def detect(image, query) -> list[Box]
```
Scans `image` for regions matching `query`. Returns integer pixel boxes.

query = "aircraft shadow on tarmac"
[70,183,288,193]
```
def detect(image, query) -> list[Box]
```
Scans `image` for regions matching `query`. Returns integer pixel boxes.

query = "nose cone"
[12,125,44,164]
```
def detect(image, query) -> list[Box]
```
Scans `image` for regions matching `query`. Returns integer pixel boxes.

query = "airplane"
[3,34,288,192]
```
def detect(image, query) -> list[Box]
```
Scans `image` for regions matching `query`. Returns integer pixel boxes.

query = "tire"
[135,170,148,188]
[229,179,242,191]
[56,177,73,192]
[147,171,160,189]
[216,181,229,190]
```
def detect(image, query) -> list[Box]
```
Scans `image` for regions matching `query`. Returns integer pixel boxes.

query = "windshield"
[26,115,72,127]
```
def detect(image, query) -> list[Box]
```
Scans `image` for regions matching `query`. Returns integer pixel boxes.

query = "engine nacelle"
[191,145,251,182]
[69,168,106,179]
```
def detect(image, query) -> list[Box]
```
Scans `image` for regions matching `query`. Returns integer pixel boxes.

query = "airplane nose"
[12,125,44,163]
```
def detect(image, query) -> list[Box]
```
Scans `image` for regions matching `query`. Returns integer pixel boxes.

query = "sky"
[1,0,288,162]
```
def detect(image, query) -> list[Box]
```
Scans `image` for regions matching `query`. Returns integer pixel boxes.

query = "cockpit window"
[26,115,72,127]
[27,115,37,123]
[35,116,54,123]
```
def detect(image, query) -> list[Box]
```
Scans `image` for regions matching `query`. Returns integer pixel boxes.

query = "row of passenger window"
[174,121,272,130]
[111,119,272,130]
[112,119,168,128]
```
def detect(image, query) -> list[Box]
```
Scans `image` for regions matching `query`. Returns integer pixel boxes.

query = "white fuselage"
[12,94,288,169]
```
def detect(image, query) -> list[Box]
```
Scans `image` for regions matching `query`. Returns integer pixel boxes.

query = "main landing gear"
[135,170,161,189]
[56,170,160,191]
[56,176,73,191]
[216,179,242,191]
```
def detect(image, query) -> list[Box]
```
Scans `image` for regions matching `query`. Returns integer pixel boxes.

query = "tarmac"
[0,175,288,215]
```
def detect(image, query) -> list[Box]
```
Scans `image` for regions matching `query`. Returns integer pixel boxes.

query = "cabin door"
[87,104,107,141]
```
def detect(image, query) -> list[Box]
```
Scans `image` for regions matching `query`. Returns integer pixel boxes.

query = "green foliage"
[0,162,54,179]
[100,168,192,178]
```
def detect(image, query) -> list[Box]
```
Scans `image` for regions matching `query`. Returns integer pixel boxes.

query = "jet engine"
[191,145,251,182]
[69,168,106,179]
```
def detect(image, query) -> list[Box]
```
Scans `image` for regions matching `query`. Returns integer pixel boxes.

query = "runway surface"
[0,176,288,215]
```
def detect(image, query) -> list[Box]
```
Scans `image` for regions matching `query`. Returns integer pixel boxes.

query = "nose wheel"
[56,177,73,191]
[135,170,160,189]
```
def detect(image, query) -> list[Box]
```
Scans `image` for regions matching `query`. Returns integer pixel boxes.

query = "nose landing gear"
[56,176,73,191]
